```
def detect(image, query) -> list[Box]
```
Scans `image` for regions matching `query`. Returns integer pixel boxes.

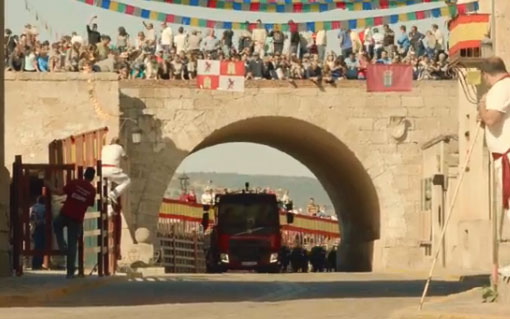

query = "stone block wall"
[2,74,463,272]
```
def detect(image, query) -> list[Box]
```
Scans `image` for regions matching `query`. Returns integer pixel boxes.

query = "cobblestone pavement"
[0,272,487,319]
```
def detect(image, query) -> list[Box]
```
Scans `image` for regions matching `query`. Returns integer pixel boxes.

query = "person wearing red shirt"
[47,167,96,278]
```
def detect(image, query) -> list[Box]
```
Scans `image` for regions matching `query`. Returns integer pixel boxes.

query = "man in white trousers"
[478,57,510,277]
[101,138,131,205]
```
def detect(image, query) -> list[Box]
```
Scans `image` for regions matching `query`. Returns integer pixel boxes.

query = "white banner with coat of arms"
[197,60,245,92]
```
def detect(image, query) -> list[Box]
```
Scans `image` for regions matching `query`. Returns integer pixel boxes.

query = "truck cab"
[203,193,284,273]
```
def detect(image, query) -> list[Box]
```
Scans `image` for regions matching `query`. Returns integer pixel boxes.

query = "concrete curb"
[0,275,123,307]
[392,311,510,319]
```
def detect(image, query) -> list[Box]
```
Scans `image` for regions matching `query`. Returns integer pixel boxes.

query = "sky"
[6,0,452,177]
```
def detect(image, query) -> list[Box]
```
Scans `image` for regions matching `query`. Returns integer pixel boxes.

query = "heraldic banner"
[366,64,413,92]
[197,60,245,92]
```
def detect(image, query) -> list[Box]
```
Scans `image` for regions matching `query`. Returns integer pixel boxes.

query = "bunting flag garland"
[74,0,478,31]
[142,0,445,13]
[24,0,60,41]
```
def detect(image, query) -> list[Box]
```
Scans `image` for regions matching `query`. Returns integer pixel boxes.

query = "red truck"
[202,192,294,273]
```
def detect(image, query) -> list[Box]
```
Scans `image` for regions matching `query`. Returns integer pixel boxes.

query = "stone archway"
[191,117,380,271]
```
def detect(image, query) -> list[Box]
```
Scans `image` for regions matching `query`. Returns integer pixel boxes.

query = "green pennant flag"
[407,12,416,21]
[117,2,125,13]
[366,17,375,27]
[324,21,332,31]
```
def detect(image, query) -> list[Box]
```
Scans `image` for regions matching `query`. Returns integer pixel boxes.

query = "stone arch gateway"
[192,117,380,271]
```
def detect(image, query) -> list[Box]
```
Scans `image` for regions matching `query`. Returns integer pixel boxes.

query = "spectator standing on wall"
[160,22,173,52]
[116,27,129,53]
[86,16,101,46]
[187,30,202,56]
[409,26,425,57]
[203,29,220,57]
[174,27,188,55]
[351,31,362,55]
[270,26,285,56]
[363,27,374,59]
[383,24,395,55]
[315,28,327,62]
[222,28,234,57]
[143,22,157,46]
[424,30,438,59]
[252,20,267,58]
[432,24,444,52]
[338,28,353,57]
[372,28,384,59]
[397,25,411,56]
[288,20,300,57]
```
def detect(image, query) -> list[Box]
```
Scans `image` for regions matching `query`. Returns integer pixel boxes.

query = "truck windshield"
[218,202,279,235]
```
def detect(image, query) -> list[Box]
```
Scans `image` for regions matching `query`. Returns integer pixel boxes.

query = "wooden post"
[194,232,198,273]
[42,168,52,270]
[11,156,22,275]
[172,225,177,273]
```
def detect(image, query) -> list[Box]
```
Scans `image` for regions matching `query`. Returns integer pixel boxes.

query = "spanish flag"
[449,14,490,57]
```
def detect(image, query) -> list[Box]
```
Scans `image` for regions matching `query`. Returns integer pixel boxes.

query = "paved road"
[0,272,486,319]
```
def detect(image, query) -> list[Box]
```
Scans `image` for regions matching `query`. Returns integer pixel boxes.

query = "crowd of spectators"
[4,17,454,82]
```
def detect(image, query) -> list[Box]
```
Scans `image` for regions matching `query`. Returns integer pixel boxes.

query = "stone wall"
[2,73,463,271]
[4,72,120,166]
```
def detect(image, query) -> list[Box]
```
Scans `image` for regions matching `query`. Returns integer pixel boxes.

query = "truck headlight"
[220,253,229,263]
[270,253,278,263]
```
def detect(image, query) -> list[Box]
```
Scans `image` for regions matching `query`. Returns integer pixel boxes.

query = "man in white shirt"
[372,28,385,59]
[478,57,510,276]
[432,24,444,52]
[315,28,327,62]
[363,27,374,58]
[252,20,267,58]
[160,22,173,52]
[174,26,187,54]
[70,32,84,46]
[101,138,131,205]
[143,22,157,46]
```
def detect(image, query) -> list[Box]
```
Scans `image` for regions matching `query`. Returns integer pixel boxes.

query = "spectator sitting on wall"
[376,51,392,65]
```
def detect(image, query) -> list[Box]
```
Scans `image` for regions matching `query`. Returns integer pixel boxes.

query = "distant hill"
[165,172,334,214]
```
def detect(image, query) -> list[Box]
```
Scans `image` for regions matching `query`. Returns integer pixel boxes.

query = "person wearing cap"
[86,16,101,46]
[101,138,131,205]
[160,22,173,52]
